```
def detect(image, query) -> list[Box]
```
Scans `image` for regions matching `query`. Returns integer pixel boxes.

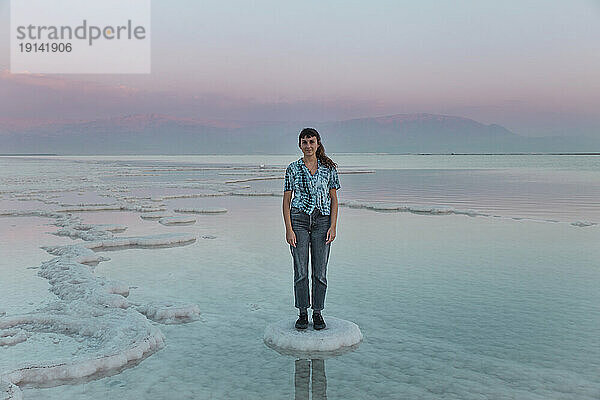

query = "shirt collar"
[298,158,321,173]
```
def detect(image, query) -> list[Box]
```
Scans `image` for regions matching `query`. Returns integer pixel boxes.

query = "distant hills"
[1,113,598,154]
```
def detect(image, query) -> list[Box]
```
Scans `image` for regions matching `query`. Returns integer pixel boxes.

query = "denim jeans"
[290,206,331,311]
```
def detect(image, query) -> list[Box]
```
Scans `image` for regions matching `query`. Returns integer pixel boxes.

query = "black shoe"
[312,313,326,330]
[295,313,308,330]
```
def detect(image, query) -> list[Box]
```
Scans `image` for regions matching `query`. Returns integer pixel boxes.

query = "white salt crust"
[0,330,28,347]
[84,233,197,250]
[158,216,196,226]
[0,208,200,398]
[0,306,165,389]
[174,207,228,214]
[58,204,165,213]
[264,317,363,358]
[140,211,172,220]
[571,221,597,227]
[137,302,201,324]
[0,378,22,400]
[53,224,127,241]
[42,244,110,266]
[339,200,482,217]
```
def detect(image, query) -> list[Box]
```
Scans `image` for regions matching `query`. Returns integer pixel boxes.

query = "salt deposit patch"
[174,208,227,214]
[38,246,130,309]
[0,306,165,390]
[158,216,196,226]
[0,210,64,219]
[225,176,282,184]
[162,193,228,200]
[85,233,196,250]
[59,205,122,212]
[0,379,21,400]
[231,191,282,197]
[571,221,597,227]
[339,200,483,217]
[264,317,362,358]
[53,223,127,241]
[140,211,172,220]
[58,204,165,213]
[0,330,28,347]
[0,207,200,397]
[137,302,200,324]
[96,224,127,233]
[42,244,109,266]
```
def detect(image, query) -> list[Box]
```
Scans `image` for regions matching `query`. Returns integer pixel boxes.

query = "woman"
[283,128,340,330]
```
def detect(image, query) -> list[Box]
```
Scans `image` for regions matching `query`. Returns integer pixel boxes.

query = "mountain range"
[1,113,598,154]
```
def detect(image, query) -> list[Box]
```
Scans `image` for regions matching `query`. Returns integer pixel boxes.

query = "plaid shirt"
[284,158,340,215]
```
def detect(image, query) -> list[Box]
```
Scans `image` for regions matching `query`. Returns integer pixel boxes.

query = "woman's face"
[299,135,319,157]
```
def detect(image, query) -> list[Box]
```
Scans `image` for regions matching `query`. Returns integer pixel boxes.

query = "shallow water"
[1,155,599,399]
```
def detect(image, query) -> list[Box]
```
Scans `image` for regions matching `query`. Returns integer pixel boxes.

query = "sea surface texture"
[1,154,599,400]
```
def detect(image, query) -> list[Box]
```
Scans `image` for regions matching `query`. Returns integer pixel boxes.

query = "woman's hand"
[326,226,336,244]
[286,228,297,247]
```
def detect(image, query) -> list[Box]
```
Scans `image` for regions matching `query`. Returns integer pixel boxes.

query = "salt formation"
[42,244,110,266]
[59,204,165,213]
[53,223,127,241]
[161,192,227,200]
[174,207,228,214]
[140,211,172,220]
[58,205,123,212]
[137,302,201,324]
[0,330,28,347]
[37,246,131,309]
[339,200,482,217]
[571,220,597,227]
[0,305,165,391]
[0,379,21,400]
[231,191,282,197]
[0,210,64,219]
[264,317,363,358]
[225,176,282,183]
[158,216,196,226]
[0,204,199,398]
[84,233,197,250]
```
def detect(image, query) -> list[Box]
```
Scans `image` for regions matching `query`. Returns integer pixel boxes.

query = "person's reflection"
[294,359,327,400]
[294,359,310,400]
[311,359,327,399]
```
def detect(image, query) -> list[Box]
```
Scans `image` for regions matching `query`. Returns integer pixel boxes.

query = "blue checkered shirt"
[284,158,340,215]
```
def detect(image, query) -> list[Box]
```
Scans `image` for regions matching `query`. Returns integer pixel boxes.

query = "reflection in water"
[294,359,327,400]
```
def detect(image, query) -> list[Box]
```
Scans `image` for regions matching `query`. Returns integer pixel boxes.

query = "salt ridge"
[174,207,228,214]
[158,216,197,226]
[0,207,199,399]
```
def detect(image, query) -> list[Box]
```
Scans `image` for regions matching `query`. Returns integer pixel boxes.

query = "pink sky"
[1,1,599,137]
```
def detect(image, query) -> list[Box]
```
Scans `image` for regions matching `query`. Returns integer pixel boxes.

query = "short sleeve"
[328,167,340,190]
[284,165,293,192]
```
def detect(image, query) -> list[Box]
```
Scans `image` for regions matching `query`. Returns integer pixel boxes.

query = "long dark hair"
[299,128,337,169]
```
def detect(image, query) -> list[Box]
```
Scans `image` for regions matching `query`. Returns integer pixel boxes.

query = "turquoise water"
[1,155,599,399]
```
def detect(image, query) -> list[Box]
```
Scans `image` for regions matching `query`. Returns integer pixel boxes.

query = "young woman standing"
[283,128,340,330]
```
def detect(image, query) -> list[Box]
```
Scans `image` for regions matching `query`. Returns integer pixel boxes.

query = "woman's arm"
[326,188,338,244]
[283,191,296,247]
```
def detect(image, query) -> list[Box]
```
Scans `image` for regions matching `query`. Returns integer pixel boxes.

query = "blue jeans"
[290,206,331,311]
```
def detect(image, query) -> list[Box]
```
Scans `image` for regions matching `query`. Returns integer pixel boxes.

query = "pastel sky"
[0,0,599,137]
